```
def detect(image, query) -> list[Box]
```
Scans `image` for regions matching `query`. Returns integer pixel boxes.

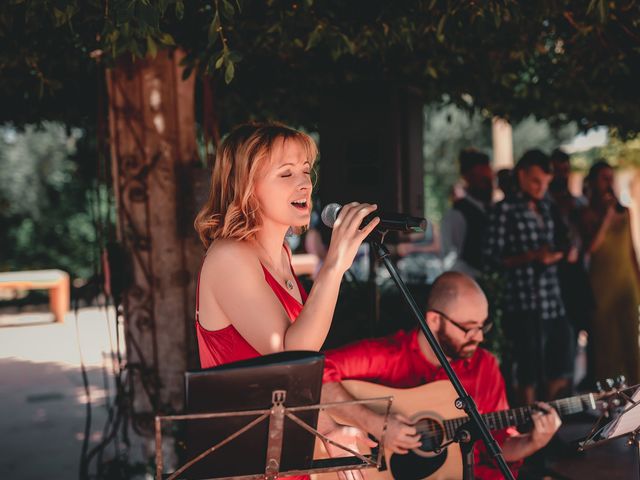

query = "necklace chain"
[254,240,294,291]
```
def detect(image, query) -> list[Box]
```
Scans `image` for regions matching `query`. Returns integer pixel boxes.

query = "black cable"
[75,291,92,480]
[76,145,131,479]
[96,297,117,475]
[82,278,133,477]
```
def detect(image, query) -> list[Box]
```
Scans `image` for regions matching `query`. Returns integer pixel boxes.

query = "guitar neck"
[444,392,599,435]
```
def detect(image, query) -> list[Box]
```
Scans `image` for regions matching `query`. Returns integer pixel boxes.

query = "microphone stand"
[370,232,515,480]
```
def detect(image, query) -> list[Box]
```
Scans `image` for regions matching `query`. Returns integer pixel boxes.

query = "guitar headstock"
[595,375,627,394]
[592,375,630,413]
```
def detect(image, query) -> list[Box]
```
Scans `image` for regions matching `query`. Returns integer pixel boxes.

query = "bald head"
[427,271,486,312]
[421,272,489,361]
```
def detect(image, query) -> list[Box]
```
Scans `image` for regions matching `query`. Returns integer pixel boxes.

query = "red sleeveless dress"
[195,253,310,480]
[196,260,308,368]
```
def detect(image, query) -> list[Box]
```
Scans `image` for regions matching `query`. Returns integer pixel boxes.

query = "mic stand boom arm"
[370,237,515,480]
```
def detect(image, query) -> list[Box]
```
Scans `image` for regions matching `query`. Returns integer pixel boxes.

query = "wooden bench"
[0,269,70,323]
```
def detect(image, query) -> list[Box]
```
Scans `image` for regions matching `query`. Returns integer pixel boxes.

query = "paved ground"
[0,306,637,479]
[0,306,149,480]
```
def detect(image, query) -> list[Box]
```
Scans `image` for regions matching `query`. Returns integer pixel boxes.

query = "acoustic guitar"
[314,379,605,480]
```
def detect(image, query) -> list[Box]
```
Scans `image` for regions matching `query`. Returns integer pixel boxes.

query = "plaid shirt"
[483,193,566,320]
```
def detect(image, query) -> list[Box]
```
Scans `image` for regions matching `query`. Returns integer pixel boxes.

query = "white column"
[492,117,514,168]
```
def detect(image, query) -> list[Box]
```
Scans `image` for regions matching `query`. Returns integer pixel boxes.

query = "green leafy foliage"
[571,129,640,171]
[477,270,509,363]
[0,123,112,279]
[512,117,578,161]
[423,102,493,224]
[1,1,640,132]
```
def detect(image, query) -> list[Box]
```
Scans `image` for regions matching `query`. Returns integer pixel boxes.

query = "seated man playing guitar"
[321,271,562,479]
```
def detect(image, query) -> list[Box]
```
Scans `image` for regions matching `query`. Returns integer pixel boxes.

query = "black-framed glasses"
[430,309,493,337]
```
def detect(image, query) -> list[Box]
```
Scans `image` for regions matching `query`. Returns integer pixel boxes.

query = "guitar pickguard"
[389,449,448,480]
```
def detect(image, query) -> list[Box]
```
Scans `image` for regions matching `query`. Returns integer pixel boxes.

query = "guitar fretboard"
[443,393,597,439]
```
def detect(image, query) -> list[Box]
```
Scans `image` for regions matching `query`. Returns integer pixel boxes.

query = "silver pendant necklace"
[255,240,294,291]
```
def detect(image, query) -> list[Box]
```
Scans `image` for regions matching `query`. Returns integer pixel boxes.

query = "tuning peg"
[615,375,627,388]
[596,378,617,392]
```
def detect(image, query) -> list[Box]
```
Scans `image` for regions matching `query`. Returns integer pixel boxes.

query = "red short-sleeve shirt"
[323,329,521,479]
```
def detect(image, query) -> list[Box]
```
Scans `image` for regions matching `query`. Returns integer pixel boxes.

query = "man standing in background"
[483,150,574,406]
[441,149,494,278]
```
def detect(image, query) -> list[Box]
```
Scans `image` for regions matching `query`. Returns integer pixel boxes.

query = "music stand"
[155,351,392,479]
[579,384,640,479]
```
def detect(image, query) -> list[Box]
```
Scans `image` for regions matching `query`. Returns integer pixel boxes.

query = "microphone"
[321,203,427,233]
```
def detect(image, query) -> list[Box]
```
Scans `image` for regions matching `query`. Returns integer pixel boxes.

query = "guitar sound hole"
[389,417,448,480]
[414,418,444,453]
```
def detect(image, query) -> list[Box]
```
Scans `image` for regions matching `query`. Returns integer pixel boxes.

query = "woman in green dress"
[579,160,640,384]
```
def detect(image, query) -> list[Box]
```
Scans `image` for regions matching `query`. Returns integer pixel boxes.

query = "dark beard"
[437,323,479,359]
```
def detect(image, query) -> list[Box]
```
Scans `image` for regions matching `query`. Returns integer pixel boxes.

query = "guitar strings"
[412,400,586,438]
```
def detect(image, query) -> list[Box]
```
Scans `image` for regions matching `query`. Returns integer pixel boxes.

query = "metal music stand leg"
[264,390,286,480]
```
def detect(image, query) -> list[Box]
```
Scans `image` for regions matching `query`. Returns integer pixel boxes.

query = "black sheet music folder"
[183,351,324,479]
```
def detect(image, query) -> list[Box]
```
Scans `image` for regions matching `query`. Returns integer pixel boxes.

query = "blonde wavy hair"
[194,122,318,248]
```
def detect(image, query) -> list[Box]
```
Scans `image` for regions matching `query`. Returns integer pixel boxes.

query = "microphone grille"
[321,203,342,228]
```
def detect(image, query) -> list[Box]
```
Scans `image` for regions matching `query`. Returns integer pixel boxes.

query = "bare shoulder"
[197,239,266,331]
[199,239,263,304]
[206,238,252,258]
[202,239,260,278]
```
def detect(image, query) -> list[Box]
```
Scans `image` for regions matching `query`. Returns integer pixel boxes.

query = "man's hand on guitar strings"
[382,413,422,455]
